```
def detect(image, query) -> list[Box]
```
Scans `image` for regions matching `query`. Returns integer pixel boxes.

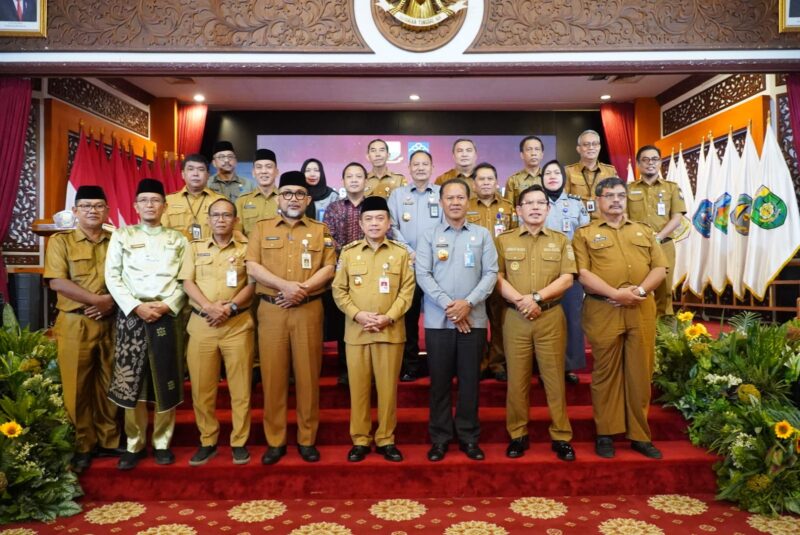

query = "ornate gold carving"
[663,75,765,135]
[372,0,467,52]
[468,0,800,53]
[48,78,150,137]
[0,0,369,52]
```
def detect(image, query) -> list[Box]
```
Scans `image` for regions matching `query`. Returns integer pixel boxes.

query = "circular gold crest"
[372,0,468,53]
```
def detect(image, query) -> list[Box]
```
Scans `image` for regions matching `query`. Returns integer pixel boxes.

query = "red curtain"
[787,74,800,166]
[177,103,207,157]
[600,102,636,178]
[0,79,32,302]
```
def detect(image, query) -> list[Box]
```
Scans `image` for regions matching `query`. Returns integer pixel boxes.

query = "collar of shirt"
[343,196,365,208]
[443,221,472,233]
[73,226,110,243]
[204,235,246,250]
[137,224,165,236]
[275,215,310,228]
[179,186,215,198]
[368,170,392,180]
[356,239,390,252]
[409,183,434,194]
[210,173,243,185]
[597,216,633,229]
[518,225,551,238]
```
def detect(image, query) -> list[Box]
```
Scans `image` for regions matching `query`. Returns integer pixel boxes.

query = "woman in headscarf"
[302,158,339,220]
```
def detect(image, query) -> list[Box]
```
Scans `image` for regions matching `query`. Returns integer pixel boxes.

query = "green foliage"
[0,304,82,524]
[654,311,800,515]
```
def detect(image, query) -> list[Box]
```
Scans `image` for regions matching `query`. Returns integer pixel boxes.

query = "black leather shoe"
[154,448,175,465]
[506,436,530,458]
[117,449,147,470]
[565,372,580,385]
[552,440,576,461]
[459,442,485,461]
[71,452,92,471]
[493,370,508,382]
[631,441,663,459]
[400,372,417,382]
[347,445,371,462]
[337,372,349,386]
[427,443,448,462]
[189,445,217,466]
[595,436,615,458]
[298,444,320,462]
[94,446,127,458]
[261,445,287,465]
[376,444,403,462]
[232,446,250,465]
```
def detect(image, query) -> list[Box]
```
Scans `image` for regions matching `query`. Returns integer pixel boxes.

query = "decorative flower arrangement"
[0,305,82,523]
[654,311,800,515]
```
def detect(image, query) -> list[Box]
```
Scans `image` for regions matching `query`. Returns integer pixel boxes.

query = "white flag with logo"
[626,159,636,184]
[727,127,759,299]
[743,124,800,300]
[671,149,694,289]
[708,132,739,295]
[685,136,719,296]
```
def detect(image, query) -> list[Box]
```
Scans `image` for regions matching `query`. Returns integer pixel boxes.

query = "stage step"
[78,441,717,501]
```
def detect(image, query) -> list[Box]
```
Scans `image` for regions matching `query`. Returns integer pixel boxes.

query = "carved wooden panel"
[777,93,800,211]
[663,75,765,135]
[371,1,467,53]
[3,99,41,266]
[0,0,369,53]
[468,0,800,53]
[49,78,150,137]
[776,73,788,87]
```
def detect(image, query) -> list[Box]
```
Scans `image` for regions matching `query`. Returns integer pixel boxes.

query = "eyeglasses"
[280,191,308,200]
[136,198,164,205]
[599,193,627,200]
[209,213,235,220]
[580,141,601,148]
[215,154,236,161]
[639,157,661,164]
[519,200,549,207]
[76,203,107,212]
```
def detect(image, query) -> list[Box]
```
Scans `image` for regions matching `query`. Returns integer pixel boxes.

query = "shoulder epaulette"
[567,194,582,201]
[341,240,362,252]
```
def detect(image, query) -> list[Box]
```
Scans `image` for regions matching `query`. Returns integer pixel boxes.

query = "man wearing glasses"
[572,177,667,460]
[179,198,255,466]
[565,130,618,219]
[246,171,336,465]
[163,153,225,242]
[209,141,254,203]
[44,186,122,472]
[626,146,686,317]
[105,179,188,470]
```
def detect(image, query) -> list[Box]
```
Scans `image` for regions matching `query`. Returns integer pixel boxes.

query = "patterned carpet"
[3,494,800,534]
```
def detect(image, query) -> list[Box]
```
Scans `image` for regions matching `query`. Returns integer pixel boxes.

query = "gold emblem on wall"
[373,0,468,52]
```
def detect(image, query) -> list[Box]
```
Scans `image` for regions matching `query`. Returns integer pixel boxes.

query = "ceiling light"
[193,94,206,103]
[600,94,612,101]
[409,94,420,101]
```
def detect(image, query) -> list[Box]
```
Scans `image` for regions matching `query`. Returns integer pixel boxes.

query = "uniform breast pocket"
[68,250,94,281]
[166,205,190,226]
[627,196,646,220]
[541,250,562,276]
[194,255,214,279]
[630,234,653,261]
[466,212,480,224]
[504,249,526,275]
[350,262,368,285]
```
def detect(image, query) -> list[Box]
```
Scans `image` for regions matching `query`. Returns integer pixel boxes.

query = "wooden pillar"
[150,97,178,158]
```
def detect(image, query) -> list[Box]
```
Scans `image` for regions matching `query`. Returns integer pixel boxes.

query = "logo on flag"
[692,199,713,238]
[408,141,430,154]
[713,192,731,234]
[730,194,752,236]
[751,185,787,230]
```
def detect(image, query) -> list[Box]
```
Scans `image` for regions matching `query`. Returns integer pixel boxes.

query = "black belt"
[585,293,607,301]
[68,308,112,319]
[506,298,561,312]
[259,293,322,306]
[192,306,244,319]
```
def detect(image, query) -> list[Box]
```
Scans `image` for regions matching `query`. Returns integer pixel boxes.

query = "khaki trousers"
[124,402,176,452]
[257,298,323,447]
[346,342,403,447]
[582,295,656,442]
[55,312,119,453]
[654,239,675,317]
[481,289,507,374]
[187,311,255,447]
[503,305,572,441]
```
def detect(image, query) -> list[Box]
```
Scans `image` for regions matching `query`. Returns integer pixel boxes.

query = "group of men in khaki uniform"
[47,132,682,470]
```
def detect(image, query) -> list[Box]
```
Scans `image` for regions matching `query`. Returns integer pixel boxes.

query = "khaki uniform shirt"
[105,224,187,316]
[162,187,226,241]
[467,194,518,238]
[44,228,112,312]
[365,171,407,199]
[235,188,279,236]
[497,226,576,295]
[433,168,476,198]
[503,169,543,207]
[626,178,686,234]
[208,172,254,203]
[245,216,336,297]
[572,218,668,289]
[331,239,416,345]
[178,236,253,311]
[564,162,618,219]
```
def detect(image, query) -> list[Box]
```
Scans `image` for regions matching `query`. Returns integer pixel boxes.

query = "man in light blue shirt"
[387,150,442,381]
[415,178,498,462]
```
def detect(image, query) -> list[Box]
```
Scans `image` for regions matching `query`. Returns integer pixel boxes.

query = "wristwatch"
[229,302,239,314]
[532,292,543,303]
[636,286,647,297]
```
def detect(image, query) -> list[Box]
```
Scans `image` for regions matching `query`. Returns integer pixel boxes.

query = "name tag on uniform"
[191,224,202,240]
[563,220,571,233]
[301,252,312,270]
[586,200,596,213]
[226,268,237,287]
[379,276,390,294]
[130,242,145,249]
[464,249,475,268]
[429,203,439,218]
[657,202,666,216]
[494,223,505,237]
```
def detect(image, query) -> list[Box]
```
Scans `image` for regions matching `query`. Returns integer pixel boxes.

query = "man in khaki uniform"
[467,163,517,381]
[564,130,618,219]
[235,149,280,236]
[209,140,254,203]
[627,145,686,317]
[179,198,256,466]
[332,196,415,463]
[434,138,477,196]
[503,136,545,207]
[365,138,406,199]
[246,171,336,465]
[497,185,576,461]
[573,176,667,460]
[162,153,226,241]
[44,185,122,471]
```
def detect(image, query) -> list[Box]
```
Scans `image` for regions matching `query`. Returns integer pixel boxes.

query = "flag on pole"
[685,135,718,296]
[727,126,759,299]
[626,158,635,183]
[65,129,92,211]
[708,131,739,294]
[670,148,694,289]
[743,124,800,301]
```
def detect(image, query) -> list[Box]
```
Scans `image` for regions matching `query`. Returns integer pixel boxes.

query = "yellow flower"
[745,474,771,492]
[684,323,709,340]
[676,311,694,322]
[737,384,761,403]
[0,420,23,438]
[17,358,41,373]
[774,420,794,439]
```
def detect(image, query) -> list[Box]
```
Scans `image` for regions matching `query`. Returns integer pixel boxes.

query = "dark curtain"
[600,102,636,178]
